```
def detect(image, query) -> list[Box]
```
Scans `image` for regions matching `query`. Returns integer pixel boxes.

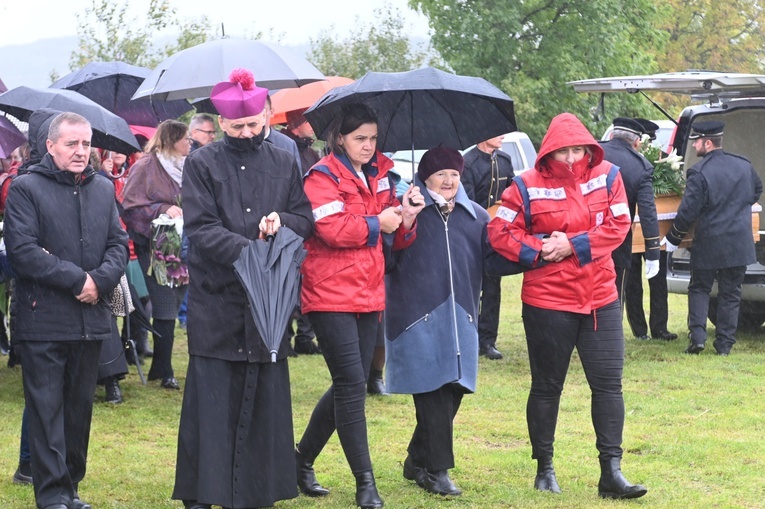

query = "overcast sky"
[0,0,431,47]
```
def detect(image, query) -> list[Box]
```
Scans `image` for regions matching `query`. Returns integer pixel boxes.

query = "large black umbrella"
[0,87,140,154]
[132,38,325,102]
[50,61,193,127]
[305,67,517,152]
[233,227,307,363]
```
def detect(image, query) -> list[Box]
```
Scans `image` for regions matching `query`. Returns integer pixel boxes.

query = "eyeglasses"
[194,128,217,136]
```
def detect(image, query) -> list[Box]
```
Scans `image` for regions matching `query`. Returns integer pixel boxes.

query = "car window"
[501,141,522,171]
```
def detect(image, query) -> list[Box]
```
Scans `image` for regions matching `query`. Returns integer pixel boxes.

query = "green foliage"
[410,0,669,144]
[70,0,217,70]
[307,4,445,79]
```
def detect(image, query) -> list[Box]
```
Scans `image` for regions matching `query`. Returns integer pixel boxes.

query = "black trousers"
[688,266,746,352]
[408,385,464,472]
[148,318,175,380]
[478,274,502,348]
[19,340,102,509]
[625,252,670,337]
[523,301,625,462]
[298,312,379,474]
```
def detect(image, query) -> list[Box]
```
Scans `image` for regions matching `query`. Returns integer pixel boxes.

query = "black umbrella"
[305,67,517,152]
[132,38,325,102]
[0,86,140,154]
[50,61,193,127]
[233,227,307,363]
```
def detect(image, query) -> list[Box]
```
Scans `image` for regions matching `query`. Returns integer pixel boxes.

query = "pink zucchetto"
[210,68,269,119]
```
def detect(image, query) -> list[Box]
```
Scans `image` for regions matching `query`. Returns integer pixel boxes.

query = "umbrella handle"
[271,351,277,363]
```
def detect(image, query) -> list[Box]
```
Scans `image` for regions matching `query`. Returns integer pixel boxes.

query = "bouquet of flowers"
[148,214,189,287]
[639,137,685,196]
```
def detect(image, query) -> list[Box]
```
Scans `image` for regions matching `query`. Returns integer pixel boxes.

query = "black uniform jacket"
[4,154,129,342]
[462,147,515,209]
[667,149,762,270]
[601,138,660,268]
[182,134,314,362]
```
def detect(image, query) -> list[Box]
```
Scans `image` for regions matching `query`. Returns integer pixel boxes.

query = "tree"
[308,3,443,79]
[70,0,216,70]
[410,0,668,144]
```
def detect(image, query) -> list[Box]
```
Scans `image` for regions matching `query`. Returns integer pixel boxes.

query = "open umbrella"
[0,116,26,158]
[0,86,140,154]
[305,67,516,152]
[269,76,354,125]
[50,61,193,127]
[132,39,325,102]
[232,226,307,362]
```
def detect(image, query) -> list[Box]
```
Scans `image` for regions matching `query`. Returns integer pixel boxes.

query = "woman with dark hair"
[488,113,647,499]
[296,104,424,508]
[121,119,191,390]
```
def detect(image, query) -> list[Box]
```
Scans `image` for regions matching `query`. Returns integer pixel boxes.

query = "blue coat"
[385,177,521,394]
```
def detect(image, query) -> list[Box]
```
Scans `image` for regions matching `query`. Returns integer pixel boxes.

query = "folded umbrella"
[305,67,517,152]
[233,226,307,362]
[0,116,26,158]
[133,38,325,102]
[50,61,193,127]
[0,86,140,154]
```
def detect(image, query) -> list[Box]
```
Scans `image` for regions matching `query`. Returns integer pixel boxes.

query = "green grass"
[2,275,765,508]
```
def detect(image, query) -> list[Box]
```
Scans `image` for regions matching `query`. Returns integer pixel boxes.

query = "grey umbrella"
[50,61,193,127]
[305,67,517,152]
[132,38,325,102]
[0,86,140,154]
[233,226,308,363]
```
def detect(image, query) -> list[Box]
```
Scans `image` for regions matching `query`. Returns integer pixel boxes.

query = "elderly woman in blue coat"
[385,147,521,497]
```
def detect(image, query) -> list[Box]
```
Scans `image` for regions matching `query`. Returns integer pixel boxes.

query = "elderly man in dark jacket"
[663,121,763,355]
[4,111,129,509]
[173,70,314,509]
[599,117,666,336]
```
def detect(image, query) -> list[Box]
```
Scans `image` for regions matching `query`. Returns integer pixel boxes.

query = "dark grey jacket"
[601,138,660,268]
[462,147,514,209]
[5,154,129,342]
[667,149,763,269]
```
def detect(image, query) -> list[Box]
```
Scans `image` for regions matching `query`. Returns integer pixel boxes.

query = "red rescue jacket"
[301,151,415,313]
[488,113,631,313]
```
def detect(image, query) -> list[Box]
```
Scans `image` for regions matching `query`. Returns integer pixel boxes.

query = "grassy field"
[1,275,764,508]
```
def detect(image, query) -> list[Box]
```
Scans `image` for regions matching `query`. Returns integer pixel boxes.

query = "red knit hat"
[210,69,269,119]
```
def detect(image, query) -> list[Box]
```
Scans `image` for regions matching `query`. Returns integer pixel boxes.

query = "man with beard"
[173,69,314,509]
[662,121,762,356]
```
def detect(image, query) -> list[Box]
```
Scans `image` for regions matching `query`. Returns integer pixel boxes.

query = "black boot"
[104,376,123,404]
[135,332,153,358]
[367,369,389,396]
[403,455,423,481]
[12,460,32,485]
[294,338,322,354]
[296,445,329,497]
[417,469,462,496]
[355,470,383,508]
[598,458,647,499]
[534,457,561,494]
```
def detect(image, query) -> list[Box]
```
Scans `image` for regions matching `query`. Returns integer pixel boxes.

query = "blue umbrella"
[50,61,193,127]
[233,227,307,362]
[304,67,517,152]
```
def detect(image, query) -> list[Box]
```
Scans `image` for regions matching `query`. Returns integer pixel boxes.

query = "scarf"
[157,152,185,187]
[426,187,455,216]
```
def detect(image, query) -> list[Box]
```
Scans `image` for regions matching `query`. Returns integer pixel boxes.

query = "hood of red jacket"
[535,113,604,174]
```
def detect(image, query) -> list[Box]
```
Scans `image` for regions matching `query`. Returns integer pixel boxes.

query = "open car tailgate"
[568,71,765,98]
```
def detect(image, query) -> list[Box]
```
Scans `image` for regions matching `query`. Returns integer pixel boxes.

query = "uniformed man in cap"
[623,119,678,341]
[662,121,762,355]
[600,117,661,326]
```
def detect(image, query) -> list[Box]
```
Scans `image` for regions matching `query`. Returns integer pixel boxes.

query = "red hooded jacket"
[301,151,415,313]
[488,113,630,313]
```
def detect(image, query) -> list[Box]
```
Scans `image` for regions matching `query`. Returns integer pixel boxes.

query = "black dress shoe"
[105,377,123,404]
[183,501,212,509]
[684,343,705,354]
[355,471,383,508]
[367,374,389,396]
[634,334,650,341]
[652,330,678,341]
[716,350,730,356]
[43,505,68,509]
[417,469,462,496]
[71,499,93,509]
[296,446,329,496]
[161,377,181,390]
[403,455,423,481]
[12,460,32,485]
[294,339,322,354]
[479,345,503,360]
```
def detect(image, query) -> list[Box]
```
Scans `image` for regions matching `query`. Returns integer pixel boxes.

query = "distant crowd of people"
[1,68,760,509]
